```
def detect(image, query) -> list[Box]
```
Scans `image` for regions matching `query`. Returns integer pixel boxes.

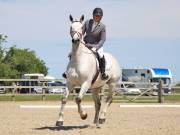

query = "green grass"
[164,95,180,101]
[0,94,180,102]
[0,95,12,101]
[0,94,93,101]
[15,94,43,101]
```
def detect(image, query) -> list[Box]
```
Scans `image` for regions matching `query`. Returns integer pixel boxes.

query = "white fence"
[0,79,180,103]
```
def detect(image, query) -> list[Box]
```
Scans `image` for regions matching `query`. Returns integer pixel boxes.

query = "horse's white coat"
[57,15,121,127]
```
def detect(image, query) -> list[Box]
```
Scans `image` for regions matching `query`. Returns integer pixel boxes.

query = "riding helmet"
[93,8,103,16]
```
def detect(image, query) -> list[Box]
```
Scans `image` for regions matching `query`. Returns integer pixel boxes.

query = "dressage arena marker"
[119,104,180,108]
[20,105,94,109]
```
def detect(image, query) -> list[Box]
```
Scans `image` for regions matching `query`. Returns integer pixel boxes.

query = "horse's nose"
[72,39,80,43]
[72,39,75,43]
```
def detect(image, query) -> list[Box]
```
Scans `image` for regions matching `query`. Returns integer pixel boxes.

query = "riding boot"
[99,56,109,80]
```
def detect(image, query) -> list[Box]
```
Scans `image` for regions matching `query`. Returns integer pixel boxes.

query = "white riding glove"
[91,47,97,52]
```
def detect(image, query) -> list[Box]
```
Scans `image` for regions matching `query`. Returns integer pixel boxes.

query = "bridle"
[70,21,83,40]
[70,21,93,54]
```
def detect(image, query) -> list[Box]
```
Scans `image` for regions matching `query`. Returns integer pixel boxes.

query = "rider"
[63,7,109,80]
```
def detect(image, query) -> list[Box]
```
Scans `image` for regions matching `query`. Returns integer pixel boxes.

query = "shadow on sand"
[34,124,89,131]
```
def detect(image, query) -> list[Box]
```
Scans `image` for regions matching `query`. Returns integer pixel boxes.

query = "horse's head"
[69,15,84,43]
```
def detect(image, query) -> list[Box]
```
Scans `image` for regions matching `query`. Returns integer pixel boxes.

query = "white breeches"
[97,47,104,58]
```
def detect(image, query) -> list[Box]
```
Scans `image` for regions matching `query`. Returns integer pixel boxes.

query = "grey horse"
[56,15,121,127]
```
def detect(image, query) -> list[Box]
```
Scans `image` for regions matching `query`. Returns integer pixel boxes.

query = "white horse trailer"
[122,68,172,94]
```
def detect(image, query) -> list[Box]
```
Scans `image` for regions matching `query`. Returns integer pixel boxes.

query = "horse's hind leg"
[99,82,116,124]
[92,88,101,128]
[56,82,74,126]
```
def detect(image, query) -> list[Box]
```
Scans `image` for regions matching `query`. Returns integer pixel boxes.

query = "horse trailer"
[122,68,172,94]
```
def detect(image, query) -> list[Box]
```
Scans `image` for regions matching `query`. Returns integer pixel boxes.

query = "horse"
[56,15,121,127]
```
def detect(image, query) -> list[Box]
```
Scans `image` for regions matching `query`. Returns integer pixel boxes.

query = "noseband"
[70,31,82,39]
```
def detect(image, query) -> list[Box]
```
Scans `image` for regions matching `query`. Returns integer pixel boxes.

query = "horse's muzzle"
[72,39,80,43]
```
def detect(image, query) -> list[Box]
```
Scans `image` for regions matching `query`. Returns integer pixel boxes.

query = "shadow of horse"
[34,124,89,131]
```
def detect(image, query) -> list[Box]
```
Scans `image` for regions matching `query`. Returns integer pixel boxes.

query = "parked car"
[0,88,6,94]
[121,82,141,95]
[48,82,67,94]
[34,87,43,94]
[34,87,49,94]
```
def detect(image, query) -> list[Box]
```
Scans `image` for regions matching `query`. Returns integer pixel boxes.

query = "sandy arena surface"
[0,101,180,135]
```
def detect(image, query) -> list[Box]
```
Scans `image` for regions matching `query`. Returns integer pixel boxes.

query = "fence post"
[158,79,164,103]
[29,81,31,93]
[12,82,16,101]
[42,82,46,101]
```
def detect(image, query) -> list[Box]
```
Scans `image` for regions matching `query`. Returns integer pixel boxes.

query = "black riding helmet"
[93,8,103,16]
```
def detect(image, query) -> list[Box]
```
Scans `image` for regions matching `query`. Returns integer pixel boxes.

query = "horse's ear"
[69,14,73,22]
[80,15,84,22]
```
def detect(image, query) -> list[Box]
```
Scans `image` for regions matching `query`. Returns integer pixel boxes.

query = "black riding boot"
[99,56,109,80]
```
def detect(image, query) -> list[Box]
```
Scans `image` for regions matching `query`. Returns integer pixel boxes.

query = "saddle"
[91,52,112,84]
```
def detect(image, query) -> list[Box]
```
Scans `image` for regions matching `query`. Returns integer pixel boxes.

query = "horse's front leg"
[76,81,91,120]
[56,82,74,126]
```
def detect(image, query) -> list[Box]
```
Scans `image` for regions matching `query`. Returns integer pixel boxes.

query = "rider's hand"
[91,47,96,52]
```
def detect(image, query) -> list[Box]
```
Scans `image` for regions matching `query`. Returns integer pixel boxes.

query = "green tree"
[3,46,48,78]
[0,34,48,78]
[0,63,18,78]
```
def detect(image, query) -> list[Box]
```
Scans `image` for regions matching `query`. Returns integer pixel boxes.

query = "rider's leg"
[97,47,109,80]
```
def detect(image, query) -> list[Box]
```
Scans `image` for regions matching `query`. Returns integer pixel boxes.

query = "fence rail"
[0,79,180,102]
[0,79,64,81]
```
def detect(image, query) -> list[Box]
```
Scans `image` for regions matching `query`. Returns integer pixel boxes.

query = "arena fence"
[0,79,180,103]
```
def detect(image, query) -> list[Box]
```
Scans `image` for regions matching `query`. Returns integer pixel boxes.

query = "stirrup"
[101,73,109,80]
[62,73,67,79]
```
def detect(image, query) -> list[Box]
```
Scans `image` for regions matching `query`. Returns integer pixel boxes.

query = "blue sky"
[0,0,180,81]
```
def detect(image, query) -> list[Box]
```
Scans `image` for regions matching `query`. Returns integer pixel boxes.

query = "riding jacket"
[83,19,106,50]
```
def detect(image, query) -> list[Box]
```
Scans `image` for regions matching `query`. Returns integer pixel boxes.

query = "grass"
[0,95,12,101]
[0,94,93,101]
[164,94,180,101]
[0,94,180,103]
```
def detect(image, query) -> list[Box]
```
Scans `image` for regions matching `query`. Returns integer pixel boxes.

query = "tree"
[0,34,48,78]
[0,63,18,78]
[3,46,48,78]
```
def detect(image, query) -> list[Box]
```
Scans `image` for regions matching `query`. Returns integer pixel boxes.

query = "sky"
[0,0,180,81]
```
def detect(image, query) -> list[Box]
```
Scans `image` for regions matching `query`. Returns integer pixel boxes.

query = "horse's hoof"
[56,121,63,126]
[81,113,88,120]
[99,118,106,124]
[96,124,101,128]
